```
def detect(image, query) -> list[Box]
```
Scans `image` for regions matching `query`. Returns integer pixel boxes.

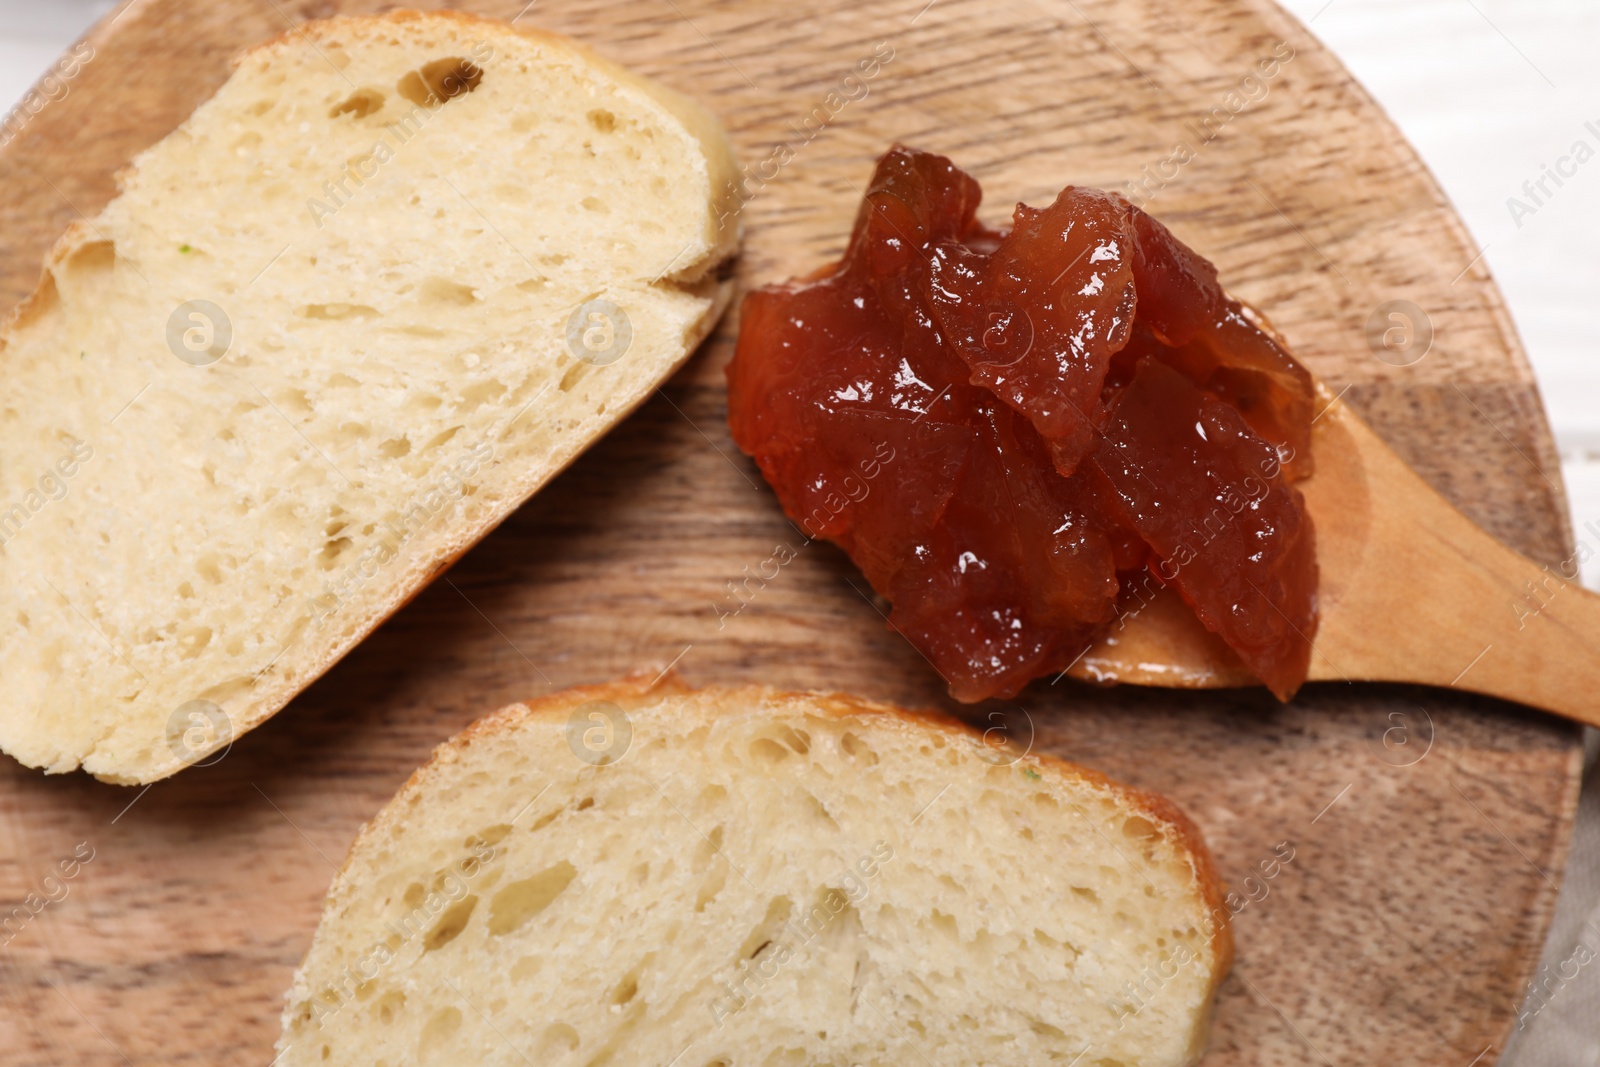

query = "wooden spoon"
[1068,381,1600,723]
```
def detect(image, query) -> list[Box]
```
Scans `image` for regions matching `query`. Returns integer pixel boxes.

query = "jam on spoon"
[728,145,1317,702]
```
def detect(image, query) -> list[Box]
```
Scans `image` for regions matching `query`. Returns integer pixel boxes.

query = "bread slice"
[278,678,1232,1067]
[0,12,741,783]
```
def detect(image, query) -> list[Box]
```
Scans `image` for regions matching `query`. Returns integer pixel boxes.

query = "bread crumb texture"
[278,682,1230,1067]
[0,12,740,783]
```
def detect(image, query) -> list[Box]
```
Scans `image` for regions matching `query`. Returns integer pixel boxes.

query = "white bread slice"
[0,12,741,783]
[278,678,1232,1067]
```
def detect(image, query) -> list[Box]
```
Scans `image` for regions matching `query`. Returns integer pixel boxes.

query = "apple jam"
[728,146,1317,702]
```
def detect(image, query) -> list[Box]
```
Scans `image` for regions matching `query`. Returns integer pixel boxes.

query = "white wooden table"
[3,0,1597,1061]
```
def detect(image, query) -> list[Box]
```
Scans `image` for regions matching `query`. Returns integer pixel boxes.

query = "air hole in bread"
[737,896,794,960]
[330,88,386,119]
[803,792,838,830]
[694,864,727,912]
[335,423,372,448]
[559,362,590,393]
[749,737,789,764]
[460,379,508,410]
[279,388,314,417]
[196,553,225,585]
[691,825,726,875]
[60,239,117,281]
[419,277,478,306]
[838,731,877,764]
[318,537,353,569]
[421,426,462,453]
[417,1006,462,1059]
[302,303,381,321]
[423,895,477,950]
[177,625,212,660]
[609,969,640,1006]
[397,57,483,108]
[487,860,577,935]
[539,1023,580,1054]
[378,437,411,459]
[1030,1019,1068,1040]
[1121,815,1163,860]
[587,109,616,133]
[374,989,405,1025]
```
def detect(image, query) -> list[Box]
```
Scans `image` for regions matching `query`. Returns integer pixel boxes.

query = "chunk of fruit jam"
[728,145,1317,702]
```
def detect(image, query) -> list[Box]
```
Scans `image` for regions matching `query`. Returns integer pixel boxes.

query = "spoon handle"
[1308,402,1600,726]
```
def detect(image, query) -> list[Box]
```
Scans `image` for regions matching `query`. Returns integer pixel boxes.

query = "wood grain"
[0,0,1581,1065]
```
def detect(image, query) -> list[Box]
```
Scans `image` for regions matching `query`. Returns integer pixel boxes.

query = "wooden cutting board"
[0,0,1582,1063]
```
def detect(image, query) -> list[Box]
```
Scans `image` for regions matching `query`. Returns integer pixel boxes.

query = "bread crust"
[327,673,1233,1013]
